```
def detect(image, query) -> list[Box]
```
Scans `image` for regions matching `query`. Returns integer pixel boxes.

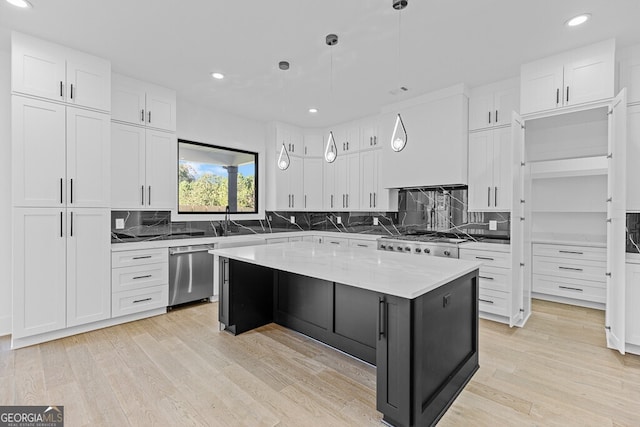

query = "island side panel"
[412,269,479,427]
[219,257,275,335]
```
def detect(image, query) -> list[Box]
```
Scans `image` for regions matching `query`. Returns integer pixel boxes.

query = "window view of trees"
[178,141,257,213]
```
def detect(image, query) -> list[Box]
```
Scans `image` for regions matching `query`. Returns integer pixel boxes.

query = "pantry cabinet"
[111,123,176,210]
[12,207,111,339]
[468,127,511,211]
[11,32,111,112]
[469,78,519,131]
[520,39,615,115]
[112,73,177,132]
[12,96,110,208]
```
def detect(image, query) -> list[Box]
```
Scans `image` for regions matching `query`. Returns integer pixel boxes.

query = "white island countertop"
[210,241,482,299]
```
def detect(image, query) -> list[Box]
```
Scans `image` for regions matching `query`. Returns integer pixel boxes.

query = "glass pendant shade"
[324,131,338,163]
[391,113,408,152]
[277,142,290,170]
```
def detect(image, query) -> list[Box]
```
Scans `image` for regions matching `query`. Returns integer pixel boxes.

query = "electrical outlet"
[336,216,342,224]
[290,216,295,224]
[115,218,125,230]
[489,220,497,231]
[373,217,379,226]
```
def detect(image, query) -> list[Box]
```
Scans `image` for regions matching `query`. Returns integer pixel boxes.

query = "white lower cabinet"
[625,261,640,352]
[459,245,514,325]
[12,207,110,339]
[111,248,169,317]
[532,243,606,306]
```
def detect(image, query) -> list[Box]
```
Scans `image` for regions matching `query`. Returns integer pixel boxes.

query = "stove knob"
[380,244,386,250]
[424,248,431,254]
[444,250,451,257]
[415,248,422,253]
[404,247,411,252]
[397,246,403,251]
[388,246,394,251]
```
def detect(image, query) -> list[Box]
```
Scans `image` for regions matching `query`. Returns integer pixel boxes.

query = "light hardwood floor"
[1,299,640,426]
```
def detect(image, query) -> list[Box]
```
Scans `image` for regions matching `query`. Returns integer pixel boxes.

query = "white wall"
[0,50,11,335]
[174,98,267,221]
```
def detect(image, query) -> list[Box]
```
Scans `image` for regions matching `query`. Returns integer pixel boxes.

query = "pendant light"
[276,61,291,170]
[277,142,290,170]
[390,0,408,153]
[324,33,339,164]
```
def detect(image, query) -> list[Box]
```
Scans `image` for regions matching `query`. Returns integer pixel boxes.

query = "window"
[178,139,258,214]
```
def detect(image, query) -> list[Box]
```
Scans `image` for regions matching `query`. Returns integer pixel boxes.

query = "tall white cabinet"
[11,33,112,347]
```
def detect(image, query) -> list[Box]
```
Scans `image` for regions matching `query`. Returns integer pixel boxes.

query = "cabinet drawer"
[533,255,606,283]
[479,289,508,317]
[460,248,511,269]
[349,239,376,250]
[112,262,168,292]
[112,248,168,268]
[112,285,168,318]
[478,266,511,292]
[533,243,605,262]
[533,274,606,303]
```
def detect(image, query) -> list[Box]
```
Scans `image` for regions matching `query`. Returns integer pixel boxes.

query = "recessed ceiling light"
[6,0,32,8]
[565,13,591,27]
[211,72,224,80]
[309,108,318,114]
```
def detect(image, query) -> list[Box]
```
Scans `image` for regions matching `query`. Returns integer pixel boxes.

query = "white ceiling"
[1,0,639,128]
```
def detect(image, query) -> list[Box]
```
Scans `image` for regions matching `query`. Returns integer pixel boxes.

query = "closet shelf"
[529,156,608,179]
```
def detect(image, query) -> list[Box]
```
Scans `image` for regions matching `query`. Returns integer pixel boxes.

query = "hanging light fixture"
[276,60,291,170]
[277,141,291,170]
[390,0,408,153]
[324,33,339,163]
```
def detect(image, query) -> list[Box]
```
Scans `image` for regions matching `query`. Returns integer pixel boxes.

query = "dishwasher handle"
[169,245,216,256]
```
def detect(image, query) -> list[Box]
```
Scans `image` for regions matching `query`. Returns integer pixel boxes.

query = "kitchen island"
[209,241,481,427]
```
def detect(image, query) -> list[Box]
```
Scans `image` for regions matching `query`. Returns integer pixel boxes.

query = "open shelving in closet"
[524,106,610,245]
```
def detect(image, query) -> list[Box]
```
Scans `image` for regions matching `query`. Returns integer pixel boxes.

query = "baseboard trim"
[0,315,11,337]
[531,293,605,310]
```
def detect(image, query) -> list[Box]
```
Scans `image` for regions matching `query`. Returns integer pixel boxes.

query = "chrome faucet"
[223,205,230,236]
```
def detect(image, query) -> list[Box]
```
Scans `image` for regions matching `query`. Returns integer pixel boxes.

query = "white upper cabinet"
[468,127,511,211]
[303,132,324,157]
[469,78,519,131]
[12,96,110,208]
[303,158,323,210]
[275,156,303,210]
[332,124,360,154]
[619,44,640,106]
[520,39,615,115]
[111,123,176,210]
[111,73,177,132]
[627,105,640,210]
[360,116,380,150]
[12,32,110,112]
[274,123,303,156]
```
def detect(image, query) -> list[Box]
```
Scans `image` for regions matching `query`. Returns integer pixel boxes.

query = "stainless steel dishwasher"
[168,244,216,307]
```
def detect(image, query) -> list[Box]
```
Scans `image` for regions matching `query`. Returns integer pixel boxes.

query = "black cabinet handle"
[373,193,376,207]
[133,275,152,280]
[475,256,495,261]
[60,178,63,204]
[148,186,151,206]
[566,86,569,103]
[479,276,494,280]
[292,194,294,207]
[378,297,386,339]
[141,109,145,122]
[141,185,145,205]
[495,110,498,123]
[559,266,583,272]
[133,297,152,304]
[374,135,377,145]
[132,255,152,260]
[148,111,151,123]
[370,193,372,208]
[559,250,583,255]
[487,187,491,207]
[488,111,491,124]
[70,178,73,204]
[70,84,74,99]
[556,88,560,105]
[559,285,583,292]
[331,194,333,208]
[343,194,345,208]
[479,299,494,304]
[70,211,73,237]
[60,211,63,237]
[60,81,63,98]
[357,244,368,248]
[346,194,349,208]
[495,186,497,206]
[346,141,349,150]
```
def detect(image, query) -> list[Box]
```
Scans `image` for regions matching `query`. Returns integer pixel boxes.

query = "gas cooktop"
[379,232,468,244]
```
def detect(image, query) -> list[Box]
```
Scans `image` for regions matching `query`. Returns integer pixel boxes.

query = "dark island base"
[219,257,479,427]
